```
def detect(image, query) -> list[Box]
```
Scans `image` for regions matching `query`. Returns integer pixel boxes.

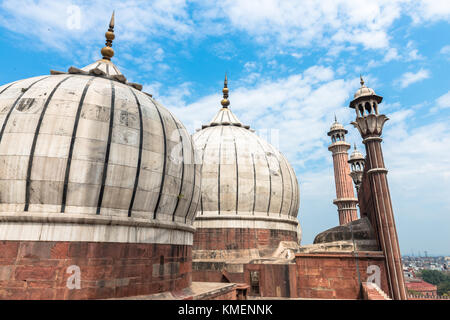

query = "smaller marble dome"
[329,118,345,132]
[191,77,301,255]
[328,116,348,137]
[192,77,300,221]
[349,144,364,161]
[353,75,376,99]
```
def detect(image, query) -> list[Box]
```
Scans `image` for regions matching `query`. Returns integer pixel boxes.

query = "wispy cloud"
[1,0,450,56]
[431,90,450,112]
[441,44,450,60]
[396,68,430,88]
[157,65,355,169]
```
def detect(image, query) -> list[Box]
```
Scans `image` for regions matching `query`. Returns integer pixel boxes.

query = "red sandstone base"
[295,252,389,299]
[0,240,191,300]
[193,251,390,299]
[193,228,297,250]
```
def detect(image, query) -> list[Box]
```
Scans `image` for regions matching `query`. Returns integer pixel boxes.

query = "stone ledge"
[194,214,299,232]
[0,212,195,233]
[108,282,238,300]
[0,212,194,244]
[295,251,385,259]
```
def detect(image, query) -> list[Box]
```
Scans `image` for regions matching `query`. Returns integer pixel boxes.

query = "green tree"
[437,281,450,296]
[420,270,448,285]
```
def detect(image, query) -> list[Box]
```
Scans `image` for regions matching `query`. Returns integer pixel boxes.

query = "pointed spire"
[354,143,357,150]
[101,11,115,60]
[334,114,337,122]
[360,74,365,87]
[221,73,230,108]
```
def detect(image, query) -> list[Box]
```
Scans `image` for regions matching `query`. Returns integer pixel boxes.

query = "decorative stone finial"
[360,74,365,86]
[101,11,115,60]
[221,73,230,108]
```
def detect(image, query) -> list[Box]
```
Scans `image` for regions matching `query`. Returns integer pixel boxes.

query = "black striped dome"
[0,73,200,225]
[193,107,300,219]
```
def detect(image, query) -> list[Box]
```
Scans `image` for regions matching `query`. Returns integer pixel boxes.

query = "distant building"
[406,280,437,296]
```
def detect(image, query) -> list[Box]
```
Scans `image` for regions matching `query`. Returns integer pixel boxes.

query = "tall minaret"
[349,76,407,300]
[327,117,359,225]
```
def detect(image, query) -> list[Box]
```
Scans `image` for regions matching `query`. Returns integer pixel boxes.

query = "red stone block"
[68,243,89,258]
[0,280,26,288]
[16,258,60,267]
[17,242,55,260]
[65,287,95,300]
[0,288,27,300]
[26,280,55,289]
[329,278,358,289]
[334,288,359,299]
[0,258,15,265]
[50,242,69,259]
[27,288,55,300]
[80,265,113,280]
[93,286,115,299]
[87,258,113,266]
[322,267,342,278]
[15,266,57,281]
[341,268,357,278]
[0,241,19,258]
[103,243,125,259]
[310,289,335,299]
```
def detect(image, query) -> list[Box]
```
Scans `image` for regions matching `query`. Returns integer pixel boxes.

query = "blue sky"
[0,0,449,255]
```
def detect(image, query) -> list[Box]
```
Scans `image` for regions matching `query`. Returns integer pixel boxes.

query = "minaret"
[327,117,358,225]
[348,144,365,193]
[349,76,407,300]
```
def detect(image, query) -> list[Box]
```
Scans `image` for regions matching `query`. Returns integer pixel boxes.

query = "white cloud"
[244,62,258,72]
[1,0,450,58]
[384,47,400,62]
[407,0,450,23]
[0,0,195,59]
[152,69,450,251]
[435,91,450,110]
[219,0,400,50]
[396,68,430,88]
[441,45,450,59]
[155,65,354,169]
[382,108,450,253]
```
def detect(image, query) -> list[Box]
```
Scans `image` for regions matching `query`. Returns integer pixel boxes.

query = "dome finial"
[101,11,115,60]
[221,73,230,108]
[354,143,357,150]
[360,74,365,87]
[334,114,337,122]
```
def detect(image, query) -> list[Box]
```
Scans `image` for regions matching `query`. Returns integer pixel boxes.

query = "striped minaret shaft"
[327,119,358,225]
[349,76,407,300]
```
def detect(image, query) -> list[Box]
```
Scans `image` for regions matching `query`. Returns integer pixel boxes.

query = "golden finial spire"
[360,74,365,87]
[221,73,230,108]
[101,11,115,60]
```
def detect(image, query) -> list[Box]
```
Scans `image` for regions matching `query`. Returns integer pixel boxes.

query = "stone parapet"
[0,212,195,245]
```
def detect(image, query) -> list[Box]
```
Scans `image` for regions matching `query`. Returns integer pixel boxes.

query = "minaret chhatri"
[349,76,407,300]
[327,117,358,225]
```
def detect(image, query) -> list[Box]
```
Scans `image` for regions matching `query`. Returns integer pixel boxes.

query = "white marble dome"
[0,60,200,225]
[350,145,365,161]
[329,119,345,132]
[193,107,300,220]
[354,76,376,99]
